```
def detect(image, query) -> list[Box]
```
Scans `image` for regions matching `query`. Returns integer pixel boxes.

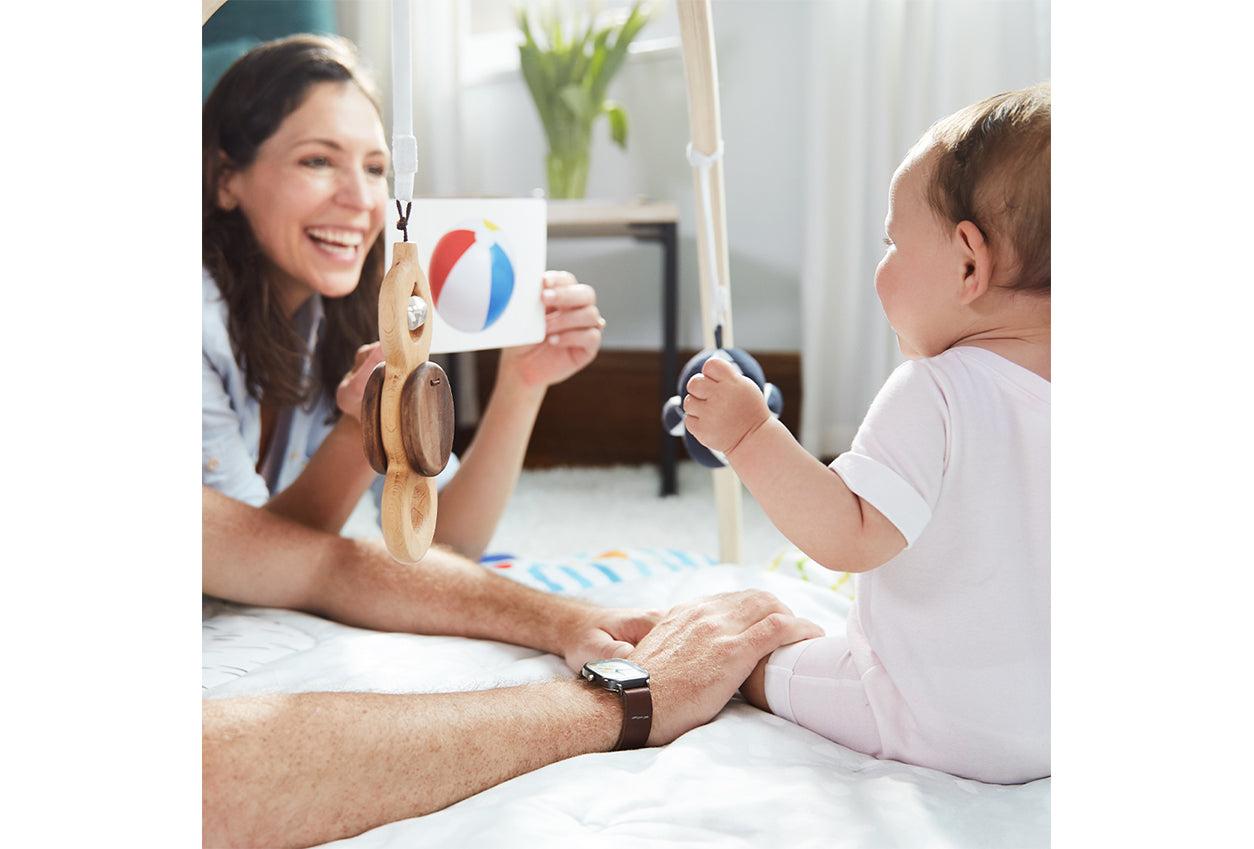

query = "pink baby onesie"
[764,346,1050,784]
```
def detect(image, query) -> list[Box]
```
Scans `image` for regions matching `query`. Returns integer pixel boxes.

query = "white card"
[385,198,547,354]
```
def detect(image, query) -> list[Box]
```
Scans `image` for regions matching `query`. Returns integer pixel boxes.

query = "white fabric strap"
[391,0,417,203]
[686,140,729,335]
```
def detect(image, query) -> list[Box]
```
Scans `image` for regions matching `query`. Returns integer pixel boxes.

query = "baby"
[686,84,1050,784]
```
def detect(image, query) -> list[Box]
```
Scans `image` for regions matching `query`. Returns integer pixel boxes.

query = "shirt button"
[206,457,220,472]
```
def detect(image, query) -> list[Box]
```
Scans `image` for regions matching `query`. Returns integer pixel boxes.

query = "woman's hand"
[335,342,385,422]
[498,271,605,389]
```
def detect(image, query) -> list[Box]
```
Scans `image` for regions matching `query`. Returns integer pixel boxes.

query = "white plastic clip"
[686,139,729,334]
[686,140,725,169]
[393,134,417,203]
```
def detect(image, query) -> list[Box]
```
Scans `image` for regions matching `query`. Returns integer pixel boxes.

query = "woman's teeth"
[306,227,362,259]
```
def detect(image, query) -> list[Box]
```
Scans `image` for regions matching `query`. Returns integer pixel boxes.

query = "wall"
[341,0,810,352]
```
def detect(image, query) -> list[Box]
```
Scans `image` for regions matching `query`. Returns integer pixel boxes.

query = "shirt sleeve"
[202,353,271,507]
[831,360,949,547]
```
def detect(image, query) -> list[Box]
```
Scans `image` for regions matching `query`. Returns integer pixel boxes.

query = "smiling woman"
[201,33,608,552]
[203,35,384,411]
[201,35,406,539]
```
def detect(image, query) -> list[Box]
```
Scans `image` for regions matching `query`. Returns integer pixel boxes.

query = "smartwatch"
[580,658,652,750]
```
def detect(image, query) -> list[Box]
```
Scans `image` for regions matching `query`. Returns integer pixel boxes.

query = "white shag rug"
[486,462,791,566]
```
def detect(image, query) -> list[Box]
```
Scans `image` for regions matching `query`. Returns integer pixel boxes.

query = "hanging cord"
[391,0,418,214]
[686,140,729,349]
[395,200,412,242]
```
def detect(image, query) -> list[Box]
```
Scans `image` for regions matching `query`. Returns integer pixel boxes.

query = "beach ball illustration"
[428,219,515,332]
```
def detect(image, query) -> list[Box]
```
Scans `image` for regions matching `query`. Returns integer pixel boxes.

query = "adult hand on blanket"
[498,271,605,389]
[561,606,662,672]
[630,590,824,746]
[683,356,772,457]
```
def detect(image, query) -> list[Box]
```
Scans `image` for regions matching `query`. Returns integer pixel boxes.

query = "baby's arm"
[683,357,905,573]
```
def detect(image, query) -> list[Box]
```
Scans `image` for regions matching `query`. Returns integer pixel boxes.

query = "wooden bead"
[400,361,455,477]
[361,362,388,475]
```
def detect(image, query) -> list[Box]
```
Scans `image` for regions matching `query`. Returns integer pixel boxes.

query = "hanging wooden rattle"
[358,0,454,564]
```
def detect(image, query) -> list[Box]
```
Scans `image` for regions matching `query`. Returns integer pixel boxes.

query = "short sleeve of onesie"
[831,360,949,547]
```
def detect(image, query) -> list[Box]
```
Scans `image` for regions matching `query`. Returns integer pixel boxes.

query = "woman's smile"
[305,226,367,264]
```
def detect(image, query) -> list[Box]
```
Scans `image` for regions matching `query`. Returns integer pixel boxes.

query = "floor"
[486,462,792,566]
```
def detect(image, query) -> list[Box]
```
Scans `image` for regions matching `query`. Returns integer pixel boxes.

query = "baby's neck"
[951,302,1051,381]
[955,333,1050,382]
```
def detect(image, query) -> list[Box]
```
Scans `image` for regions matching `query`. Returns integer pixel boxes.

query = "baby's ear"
[954,220,992,306]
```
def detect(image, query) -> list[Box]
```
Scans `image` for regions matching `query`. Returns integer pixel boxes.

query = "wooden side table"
[548,200,681,496]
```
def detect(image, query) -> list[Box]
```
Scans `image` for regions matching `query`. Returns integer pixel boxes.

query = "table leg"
[661,221,678,496]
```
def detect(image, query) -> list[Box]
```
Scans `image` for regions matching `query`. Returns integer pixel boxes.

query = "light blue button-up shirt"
[201,270,457,509]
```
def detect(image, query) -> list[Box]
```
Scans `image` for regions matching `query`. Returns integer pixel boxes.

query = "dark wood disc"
[400,361,455,477]
[361,361,388,475]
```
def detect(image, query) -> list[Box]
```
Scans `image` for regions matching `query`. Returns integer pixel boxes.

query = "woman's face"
[219,81,389,312]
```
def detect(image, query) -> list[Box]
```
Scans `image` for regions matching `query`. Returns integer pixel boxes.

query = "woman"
[202,34,605,558]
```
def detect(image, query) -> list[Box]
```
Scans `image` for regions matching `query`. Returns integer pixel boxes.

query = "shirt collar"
[291,293,326,353]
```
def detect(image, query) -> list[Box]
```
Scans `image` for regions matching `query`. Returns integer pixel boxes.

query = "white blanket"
[203,566,1049,848]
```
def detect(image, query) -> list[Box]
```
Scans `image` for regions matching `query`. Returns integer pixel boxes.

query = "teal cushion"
[203,37,259,102]
[202,0,338,101]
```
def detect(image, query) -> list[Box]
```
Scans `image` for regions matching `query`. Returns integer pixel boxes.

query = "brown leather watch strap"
[615,684,653,750]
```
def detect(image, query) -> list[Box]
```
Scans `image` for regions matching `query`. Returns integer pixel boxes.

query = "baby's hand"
[682,355,771,456]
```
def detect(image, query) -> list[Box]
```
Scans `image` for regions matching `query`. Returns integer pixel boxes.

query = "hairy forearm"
[264,416,377,534]
[205,488,593,653]
[203,683,619,848]
[433,373,545,559]
[728,418,895,572]
[204,486,343,610]
[310,538,593,654]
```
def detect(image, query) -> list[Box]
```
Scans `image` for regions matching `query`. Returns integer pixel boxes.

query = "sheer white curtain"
[799,0,1050,457]
[339,0,464,195]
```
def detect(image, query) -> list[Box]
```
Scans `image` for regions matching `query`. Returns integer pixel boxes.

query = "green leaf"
[560,84,592,121]
[547,11,564,54]
[604,101,628,148]
[515,0,652,161]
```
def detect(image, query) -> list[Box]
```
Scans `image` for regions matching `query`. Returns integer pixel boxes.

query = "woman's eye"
[301,156,330,169]
[367,164,387,177]
[882,237,894,248]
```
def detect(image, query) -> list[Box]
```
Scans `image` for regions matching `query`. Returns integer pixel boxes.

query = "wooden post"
[677,0,743,565]
[202,0,228,24]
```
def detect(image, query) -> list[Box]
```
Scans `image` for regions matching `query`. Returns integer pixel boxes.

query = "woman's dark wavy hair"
[203,34,383,408]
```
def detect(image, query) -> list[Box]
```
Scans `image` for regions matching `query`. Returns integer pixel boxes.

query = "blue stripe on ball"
[485,243,513,328]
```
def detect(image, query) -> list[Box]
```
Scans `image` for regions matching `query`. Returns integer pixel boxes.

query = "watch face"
[585,659,649,686]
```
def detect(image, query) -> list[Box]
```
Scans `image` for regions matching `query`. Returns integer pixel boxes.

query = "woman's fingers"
[545,305,604,335]
[352,342,379,370]
[542,270,579,289]
[541,280,597,312]
[547,327,602,353]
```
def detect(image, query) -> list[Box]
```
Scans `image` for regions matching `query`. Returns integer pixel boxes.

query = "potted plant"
[517,1,651,199]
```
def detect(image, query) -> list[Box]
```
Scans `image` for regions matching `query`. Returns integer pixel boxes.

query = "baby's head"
[876,83,1050,358]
